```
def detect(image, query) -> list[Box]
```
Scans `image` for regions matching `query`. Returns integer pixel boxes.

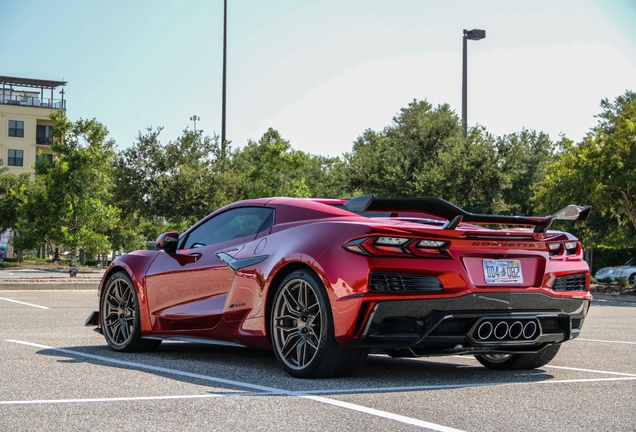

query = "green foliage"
[0,172,32,232]
[111,127,349,247]
[12,176,51,251]
[14,111,119,275]
[616,276,630,288]
[303,155,350,198]
[232,128,311,199]
[346,100,464,198]
[496,130,556,216]
[536,91,636,250]
[588,245,636,274]
[5,92,634,258]
[113,128,231,230]
[345,99,553,215]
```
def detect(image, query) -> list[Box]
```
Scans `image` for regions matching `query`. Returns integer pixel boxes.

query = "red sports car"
[86,196,592,378]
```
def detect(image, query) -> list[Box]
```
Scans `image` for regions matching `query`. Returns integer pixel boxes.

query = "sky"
[2,0,636,157]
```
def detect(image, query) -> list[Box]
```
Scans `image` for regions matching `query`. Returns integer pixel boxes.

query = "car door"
[145,207,275,332]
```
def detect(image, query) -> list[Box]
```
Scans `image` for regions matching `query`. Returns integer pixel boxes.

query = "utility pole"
[221,0,227,146]
[190,115,200,133]
[462,29,486,138]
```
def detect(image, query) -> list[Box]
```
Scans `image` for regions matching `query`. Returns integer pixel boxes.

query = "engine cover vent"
[369,272,443,292]
[552,274,586,291]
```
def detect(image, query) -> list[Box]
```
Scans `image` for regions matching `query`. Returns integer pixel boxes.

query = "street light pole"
[462,29,486,138]
[221,0,227,146]
[190,115,200,133]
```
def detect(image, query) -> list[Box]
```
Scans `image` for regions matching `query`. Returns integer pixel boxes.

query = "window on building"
[8,150,23,166]
[9,120,24,138]
[36,153,53,163]
[36,125,54,145]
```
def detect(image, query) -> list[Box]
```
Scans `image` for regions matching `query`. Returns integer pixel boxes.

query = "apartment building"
[0,75,66,175]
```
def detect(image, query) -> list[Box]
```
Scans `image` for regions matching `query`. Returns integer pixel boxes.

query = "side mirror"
[155,232,180,252]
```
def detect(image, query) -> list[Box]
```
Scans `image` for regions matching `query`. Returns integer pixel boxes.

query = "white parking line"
[301,395,464,432]
[306,376,636,394]
[6,340,287,394]
[0,297,49,309]
[0,394,224,405]
[451,353,636,378]
[545,365,636,377]
[3,376,635,408]
[577,338,636,345]
[5,340,463,432]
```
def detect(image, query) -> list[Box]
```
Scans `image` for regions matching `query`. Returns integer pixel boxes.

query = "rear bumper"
[351,292,590,355]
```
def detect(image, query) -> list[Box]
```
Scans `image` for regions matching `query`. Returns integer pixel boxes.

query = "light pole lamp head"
[464,29,486,40]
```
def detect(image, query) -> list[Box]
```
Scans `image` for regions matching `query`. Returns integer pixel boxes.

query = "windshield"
[625,257,636,266]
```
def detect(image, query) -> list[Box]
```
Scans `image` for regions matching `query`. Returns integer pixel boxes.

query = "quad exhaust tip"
[475,319,540,342]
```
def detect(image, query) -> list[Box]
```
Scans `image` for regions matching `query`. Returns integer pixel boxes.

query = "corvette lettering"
[472,242,538,248]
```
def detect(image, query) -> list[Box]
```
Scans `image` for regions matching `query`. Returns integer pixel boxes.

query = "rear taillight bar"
[343,236,450,258]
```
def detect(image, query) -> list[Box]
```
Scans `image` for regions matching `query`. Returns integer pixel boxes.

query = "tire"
[475,344,561,370]
[270,270,368,378]
[629,273,636,285]
[100,271,161,352]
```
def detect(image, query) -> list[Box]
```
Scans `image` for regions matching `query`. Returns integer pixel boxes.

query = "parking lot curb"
[591,292,636,303]
[0,281,99,291]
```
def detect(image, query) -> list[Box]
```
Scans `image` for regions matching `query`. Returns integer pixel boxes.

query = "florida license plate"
[483,259,523,284]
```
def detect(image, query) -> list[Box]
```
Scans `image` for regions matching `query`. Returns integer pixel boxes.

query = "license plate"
[483,259,523,284]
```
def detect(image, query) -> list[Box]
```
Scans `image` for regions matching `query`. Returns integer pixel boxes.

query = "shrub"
[616,276,629,288]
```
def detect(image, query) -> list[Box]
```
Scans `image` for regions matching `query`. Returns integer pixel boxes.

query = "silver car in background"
[595,257,636,284]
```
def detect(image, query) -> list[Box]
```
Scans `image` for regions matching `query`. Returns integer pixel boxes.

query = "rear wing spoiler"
[343,195,591,233]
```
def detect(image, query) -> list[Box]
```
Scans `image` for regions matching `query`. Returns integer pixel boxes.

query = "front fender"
[98,250,162,332]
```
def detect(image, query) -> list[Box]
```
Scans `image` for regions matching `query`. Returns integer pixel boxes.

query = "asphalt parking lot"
[1,289,635,432]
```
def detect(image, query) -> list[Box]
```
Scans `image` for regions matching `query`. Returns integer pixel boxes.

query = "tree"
[304,155,350,198]
[496,130,556,216]
[346,100,463,198]
[15,111,120,276]
[231,128,311,198]
[593,91,636,229]
[345,99,554,215]
[0,172,31,232]
[112,128,232,243]
[536,91,636,248]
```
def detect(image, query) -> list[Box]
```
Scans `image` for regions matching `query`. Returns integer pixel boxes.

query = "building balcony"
[1,95,66,110]
[36,137,55,145]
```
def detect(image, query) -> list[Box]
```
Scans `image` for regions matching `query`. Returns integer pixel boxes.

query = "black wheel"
[629,273,636,285]
[475,344,561,370]
[100,271,161,352]
[270,270,368,378]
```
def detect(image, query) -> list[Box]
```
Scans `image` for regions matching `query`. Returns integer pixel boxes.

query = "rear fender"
[246,223,364,345]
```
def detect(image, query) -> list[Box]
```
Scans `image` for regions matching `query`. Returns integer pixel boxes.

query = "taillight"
[548,242,562,256]
[564,241,578,254]
[374,237,410,253]
[343,236,450,257]
[415,239,449,254]
[343,238,371,256]
[547,241,581,259]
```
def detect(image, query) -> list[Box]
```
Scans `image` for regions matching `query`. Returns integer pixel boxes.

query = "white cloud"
[471,42,636,140]
[253,42,636,156]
